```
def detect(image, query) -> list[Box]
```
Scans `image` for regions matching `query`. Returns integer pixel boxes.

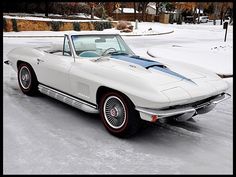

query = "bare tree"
[89,2,95,19]
[45,1,49,17]
[197,3,201,23]
[219,2,233,25]
[155,2,158,15]
[213,2,220,25]
[138,2,149,21]
[134,2,136,20]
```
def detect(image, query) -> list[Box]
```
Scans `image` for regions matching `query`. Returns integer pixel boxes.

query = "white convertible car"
[5,31,231,137]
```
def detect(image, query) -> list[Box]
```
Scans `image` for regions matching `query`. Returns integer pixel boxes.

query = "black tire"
[18,63,38,96]
[99,91,141,138]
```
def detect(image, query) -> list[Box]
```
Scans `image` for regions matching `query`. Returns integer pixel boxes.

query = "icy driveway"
[3,33,233,174]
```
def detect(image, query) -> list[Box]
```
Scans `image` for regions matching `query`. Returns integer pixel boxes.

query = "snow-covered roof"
[113,8,139,13]
[147,3,156,10]
[69,13,100,19]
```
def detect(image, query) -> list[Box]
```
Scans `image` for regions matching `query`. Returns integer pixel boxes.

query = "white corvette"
[5,31,231,137]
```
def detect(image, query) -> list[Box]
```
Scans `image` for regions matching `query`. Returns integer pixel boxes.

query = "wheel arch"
[17,60,38,81]
[96,86,135,108]
[17,60,29,69]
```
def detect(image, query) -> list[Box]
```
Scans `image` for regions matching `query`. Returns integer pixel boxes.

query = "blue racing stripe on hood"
[111,55,163,68]
[111,55,196,84]
[152,66,196,84]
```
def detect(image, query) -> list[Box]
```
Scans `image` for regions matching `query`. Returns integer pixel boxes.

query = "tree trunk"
[45,2,49,17]
[197,6,200,23]
[142,9,145,21]
[193,7,197,24]
[220,6,223,25]
[91,7,94,19]
[156,2,158,16]
[134,2,136,20]
[213,3,218,25]
[142,3,148,22]
[24,3,28,13]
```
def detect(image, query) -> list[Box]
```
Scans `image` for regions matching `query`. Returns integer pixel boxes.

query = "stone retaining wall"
[3,17,117,32]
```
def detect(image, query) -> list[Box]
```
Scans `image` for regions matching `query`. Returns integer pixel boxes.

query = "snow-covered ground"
[3,21,233,174]
[144,22,233,75]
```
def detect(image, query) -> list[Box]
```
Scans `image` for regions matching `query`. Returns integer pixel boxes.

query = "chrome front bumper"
[136,93,231,122]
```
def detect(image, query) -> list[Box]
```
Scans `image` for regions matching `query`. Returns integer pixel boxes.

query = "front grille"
[162,93,223,111]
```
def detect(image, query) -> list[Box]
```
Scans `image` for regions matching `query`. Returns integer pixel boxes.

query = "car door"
[35,35,74,94]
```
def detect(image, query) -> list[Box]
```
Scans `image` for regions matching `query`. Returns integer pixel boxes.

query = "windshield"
[71,34,135,58]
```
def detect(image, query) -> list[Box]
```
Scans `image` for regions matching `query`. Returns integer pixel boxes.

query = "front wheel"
[99,92,141,138]
[18,63,38,96]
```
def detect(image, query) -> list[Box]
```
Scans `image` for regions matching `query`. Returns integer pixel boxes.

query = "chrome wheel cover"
[19,66,31,90]
[103,96,127,129]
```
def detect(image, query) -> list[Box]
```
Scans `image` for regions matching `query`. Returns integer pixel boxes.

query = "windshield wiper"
[108,51,129,55]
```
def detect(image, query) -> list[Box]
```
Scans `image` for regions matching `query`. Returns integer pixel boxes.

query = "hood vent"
[146,64,167,69]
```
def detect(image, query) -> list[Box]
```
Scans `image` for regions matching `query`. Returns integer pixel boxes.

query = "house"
[146,3,157,15]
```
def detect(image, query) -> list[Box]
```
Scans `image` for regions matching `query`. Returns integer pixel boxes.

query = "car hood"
[99,54,209,84]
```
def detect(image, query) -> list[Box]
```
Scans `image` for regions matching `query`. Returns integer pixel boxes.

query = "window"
[71,35,134,57]
[63,35,72,56]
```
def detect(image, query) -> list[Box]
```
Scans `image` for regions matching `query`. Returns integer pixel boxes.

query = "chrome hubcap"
[19,66,31,89]
[110,107,119,117]
[103,96,126,129]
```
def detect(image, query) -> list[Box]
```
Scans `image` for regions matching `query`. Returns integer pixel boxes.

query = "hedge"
[73,22,80,31]
[51,21,62,31]
[12,19,18,32]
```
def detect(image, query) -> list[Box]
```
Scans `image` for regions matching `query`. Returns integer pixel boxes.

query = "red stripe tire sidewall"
[18,63,32,92]
[99,92,130,133]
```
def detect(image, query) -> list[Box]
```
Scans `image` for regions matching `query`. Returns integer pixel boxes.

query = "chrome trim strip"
[136,106,196,119]
[38,84,99,114]
[211,93,231,104]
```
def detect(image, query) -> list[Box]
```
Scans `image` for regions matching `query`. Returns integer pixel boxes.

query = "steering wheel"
[79,51,100,57]
[101,47,117,56]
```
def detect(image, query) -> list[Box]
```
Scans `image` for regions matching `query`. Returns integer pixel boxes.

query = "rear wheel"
[18,63,38,96]
[99,92,141,138]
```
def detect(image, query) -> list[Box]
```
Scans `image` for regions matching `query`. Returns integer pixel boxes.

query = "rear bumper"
[136,93,231,122]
